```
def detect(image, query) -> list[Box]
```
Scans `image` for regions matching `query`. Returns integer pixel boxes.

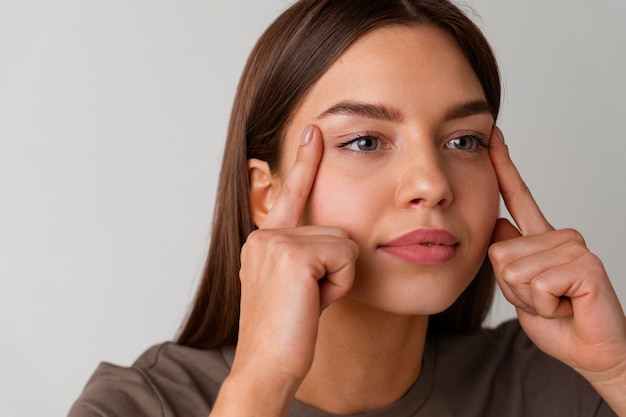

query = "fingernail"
[301,125,314,145]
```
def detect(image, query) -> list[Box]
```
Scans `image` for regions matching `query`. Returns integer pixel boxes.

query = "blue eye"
[339,135,382,152]
[445,135,488,151]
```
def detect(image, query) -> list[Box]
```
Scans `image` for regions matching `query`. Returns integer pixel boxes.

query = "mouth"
[378,228,459,264]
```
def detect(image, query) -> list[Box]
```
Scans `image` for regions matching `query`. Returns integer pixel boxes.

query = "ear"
[248,158,281,227]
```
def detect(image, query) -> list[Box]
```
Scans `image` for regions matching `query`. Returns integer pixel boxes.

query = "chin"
[346,279,471,317]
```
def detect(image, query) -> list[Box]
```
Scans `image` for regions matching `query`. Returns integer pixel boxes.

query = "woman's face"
[280,25,499,315]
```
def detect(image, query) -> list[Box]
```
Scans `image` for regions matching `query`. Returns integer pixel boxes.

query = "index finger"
[261,124,323,229]
[489,126,553,236]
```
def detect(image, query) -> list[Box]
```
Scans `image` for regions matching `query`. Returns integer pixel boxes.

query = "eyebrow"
[444,100,493,121]
[316,99,492,123]
[316,101,403,122]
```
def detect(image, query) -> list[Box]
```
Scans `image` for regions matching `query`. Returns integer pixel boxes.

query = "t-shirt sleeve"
[67,343,226,417]
[67,363,169,417]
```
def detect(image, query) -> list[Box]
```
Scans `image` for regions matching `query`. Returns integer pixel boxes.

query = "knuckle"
[260,235,302,264]
[487,242,500,258]
[243,229,270,252]
[561,240,588,259]
[587,252,604,267]
[499,289,528,310]
[529,276,547,294]
[559,228,585,243]
[337,239,360,263]
[274,240,302,261]
[242,229,296,262]
[488,242,507,264]
[582,251,606,275]
[500,264,522,286]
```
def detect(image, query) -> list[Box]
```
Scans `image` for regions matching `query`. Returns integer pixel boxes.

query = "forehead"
[295,24,485,122]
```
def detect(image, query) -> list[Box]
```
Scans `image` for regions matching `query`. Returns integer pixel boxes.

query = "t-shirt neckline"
[220,339,436,417]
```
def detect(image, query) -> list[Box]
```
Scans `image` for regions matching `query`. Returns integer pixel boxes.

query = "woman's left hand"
[488,126,626,414]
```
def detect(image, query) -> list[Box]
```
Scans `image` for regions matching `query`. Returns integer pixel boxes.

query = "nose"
[395,147,453,209]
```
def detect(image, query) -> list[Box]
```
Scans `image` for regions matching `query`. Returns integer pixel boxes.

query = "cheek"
[300,158,384,230]
[454,164,500,241]
[483,168,500,219]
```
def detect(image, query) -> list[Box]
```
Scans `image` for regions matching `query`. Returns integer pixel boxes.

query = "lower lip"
[379,244,457,264]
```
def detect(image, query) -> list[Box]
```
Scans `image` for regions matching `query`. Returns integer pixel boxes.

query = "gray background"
[1,1,625,415]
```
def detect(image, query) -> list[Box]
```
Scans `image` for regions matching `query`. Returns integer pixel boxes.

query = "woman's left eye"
[445,135,488,152]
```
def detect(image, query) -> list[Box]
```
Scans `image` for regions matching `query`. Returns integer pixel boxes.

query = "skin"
[282,26,499,318]
[211,25,626,417]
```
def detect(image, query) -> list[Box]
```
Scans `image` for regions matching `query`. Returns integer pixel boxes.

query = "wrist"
[582,360,626,416]
[211,368,301,417]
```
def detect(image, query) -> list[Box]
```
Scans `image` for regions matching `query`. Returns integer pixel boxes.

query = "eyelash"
[337,133,489,153]
[337,133,384,152]
[444,134,489,152]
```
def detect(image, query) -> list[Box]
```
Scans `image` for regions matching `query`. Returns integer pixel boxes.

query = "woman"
[69,0,626,415]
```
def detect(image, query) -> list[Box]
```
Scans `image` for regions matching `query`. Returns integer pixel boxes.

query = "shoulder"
[68,342,235,417]
[434,319,569,370]
[431,319,536,375]
[430,320,615,416]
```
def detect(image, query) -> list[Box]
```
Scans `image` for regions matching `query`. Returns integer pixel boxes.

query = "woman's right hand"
[211,125,359,417]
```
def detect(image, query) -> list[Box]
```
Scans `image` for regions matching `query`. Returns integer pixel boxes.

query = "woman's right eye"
[338,135,382,152]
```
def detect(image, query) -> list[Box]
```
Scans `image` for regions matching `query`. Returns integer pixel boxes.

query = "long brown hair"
[177,0,501,348]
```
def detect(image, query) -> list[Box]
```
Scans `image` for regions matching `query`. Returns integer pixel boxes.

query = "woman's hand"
[211,125,359,417]
[488,126,626,414]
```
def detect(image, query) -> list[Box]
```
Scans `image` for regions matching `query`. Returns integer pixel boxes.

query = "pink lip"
[378,229,459,264]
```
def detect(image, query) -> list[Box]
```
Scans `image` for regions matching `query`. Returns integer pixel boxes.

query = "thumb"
[492,218,521,243]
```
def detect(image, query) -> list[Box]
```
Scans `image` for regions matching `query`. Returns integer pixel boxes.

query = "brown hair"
[177,0,501,348]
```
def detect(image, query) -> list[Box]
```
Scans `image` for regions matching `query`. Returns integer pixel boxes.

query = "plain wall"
[1,1,624,415]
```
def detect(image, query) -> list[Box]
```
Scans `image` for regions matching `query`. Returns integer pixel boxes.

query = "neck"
[295,298,429,414]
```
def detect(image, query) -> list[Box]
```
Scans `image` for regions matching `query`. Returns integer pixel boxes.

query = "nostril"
[410,196,450,208]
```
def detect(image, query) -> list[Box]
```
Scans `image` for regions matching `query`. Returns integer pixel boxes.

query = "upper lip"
[379,228,459,248]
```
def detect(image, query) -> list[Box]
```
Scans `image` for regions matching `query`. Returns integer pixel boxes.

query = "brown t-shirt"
[68,320,616,417]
